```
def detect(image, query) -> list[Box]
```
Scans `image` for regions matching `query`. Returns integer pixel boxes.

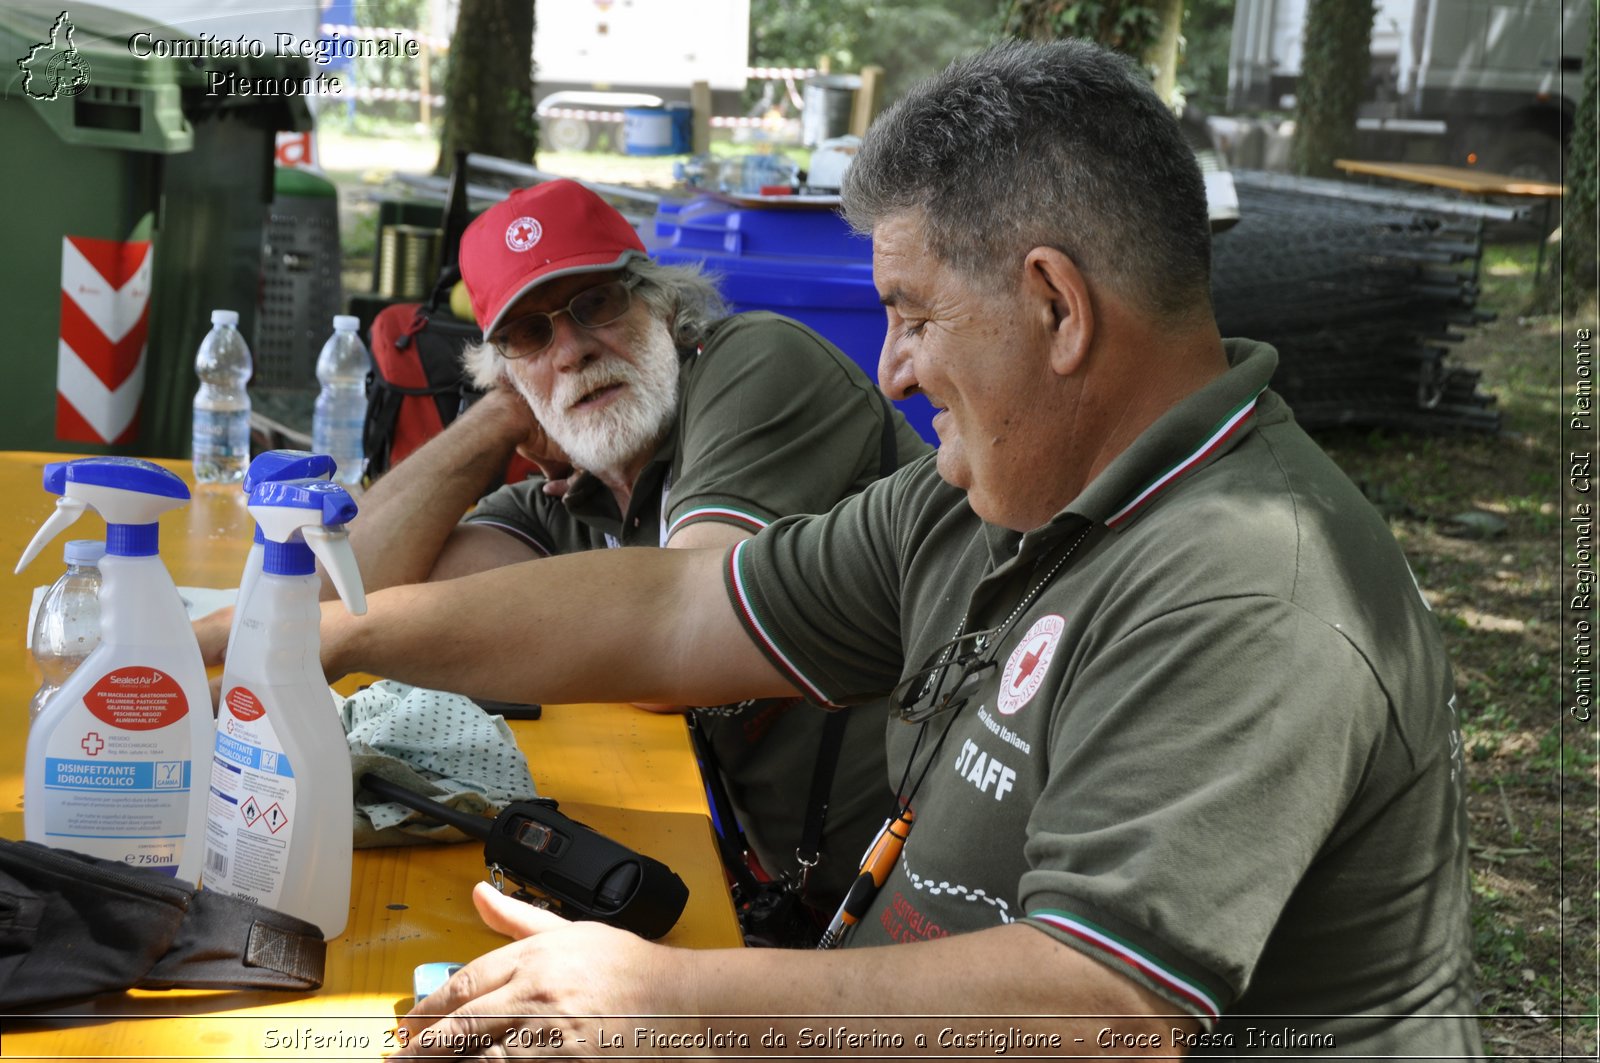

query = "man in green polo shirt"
[342,39,1480,1059]
[337,179,929,933]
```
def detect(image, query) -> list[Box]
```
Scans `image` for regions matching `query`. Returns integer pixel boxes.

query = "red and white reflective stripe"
[746,66,818,80]
[57,236,151,445]
[1031,911,1223,1021]
[540,111,794,130]
[727,541,835,706]
[333,86,444,105]
[710,115,796,129]
[541,107,625,123]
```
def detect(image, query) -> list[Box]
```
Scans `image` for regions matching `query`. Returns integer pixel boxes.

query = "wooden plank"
[690,79,712,156]
[849,65,883,139]
[1334,158,1564,198]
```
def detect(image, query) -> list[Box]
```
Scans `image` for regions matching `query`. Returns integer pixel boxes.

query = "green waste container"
[0,0,310,457]
[258,166,342,392]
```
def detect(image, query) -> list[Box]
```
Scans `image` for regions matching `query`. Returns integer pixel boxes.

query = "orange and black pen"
[816,806,915,950]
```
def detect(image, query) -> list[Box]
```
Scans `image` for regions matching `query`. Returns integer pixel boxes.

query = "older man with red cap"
[343,179,930,939]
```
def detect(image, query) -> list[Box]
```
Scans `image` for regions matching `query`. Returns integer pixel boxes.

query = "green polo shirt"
[468,312,931,906]
[725,339,1480,1057]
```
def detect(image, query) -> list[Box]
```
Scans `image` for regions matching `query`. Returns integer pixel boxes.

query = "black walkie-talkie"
[360,774,689,939]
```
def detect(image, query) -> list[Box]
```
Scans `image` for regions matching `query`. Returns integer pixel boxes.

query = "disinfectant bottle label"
[203,684,295,907]
[40,667,193,875]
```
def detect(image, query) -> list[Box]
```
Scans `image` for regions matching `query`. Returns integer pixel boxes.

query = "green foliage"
[1471,881,1540,996]
[1290,0,1375,177]
[337,0,447,124]
[749,0,1242,112]
[750,0,1002,105]
[1002,0,1164,57]
[751,0,860,69]
[1023,1,1145,57]
[1177,0,1236,111]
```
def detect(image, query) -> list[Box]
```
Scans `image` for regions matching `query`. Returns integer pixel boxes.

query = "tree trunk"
[435,0,536,175]
[1290,0,1374,177]
[1144,0,1184,105]
[1562,19,1598,319]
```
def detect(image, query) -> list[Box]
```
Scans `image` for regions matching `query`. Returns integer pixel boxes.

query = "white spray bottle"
[15,458,213,881]
[227,450,337,655]
[203,478,365,938]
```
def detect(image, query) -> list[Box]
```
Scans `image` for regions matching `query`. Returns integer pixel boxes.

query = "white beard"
[514,315,681,478]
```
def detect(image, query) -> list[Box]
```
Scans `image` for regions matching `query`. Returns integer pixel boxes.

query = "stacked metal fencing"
[1213,171,1508,434]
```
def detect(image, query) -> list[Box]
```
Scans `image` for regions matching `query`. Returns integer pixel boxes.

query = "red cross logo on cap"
[505,216,543,253]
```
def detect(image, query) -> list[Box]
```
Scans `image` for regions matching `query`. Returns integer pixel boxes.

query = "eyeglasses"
[491,278,636,356]
[890,627,1001,724]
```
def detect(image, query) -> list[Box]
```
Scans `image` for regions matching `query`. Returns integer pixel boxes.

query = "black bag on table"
[0,839,324,1010]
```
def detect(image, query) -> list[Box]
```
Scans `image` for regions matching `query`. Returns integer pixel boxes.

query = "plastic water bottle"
[673,154,723,190]
[719,152,800,195]
[192,309,253,484]
[313,315,371,487]
[28,539,104,722]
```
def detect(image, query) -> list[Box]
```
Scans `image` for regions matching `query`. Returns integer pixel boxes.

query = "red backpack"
[362,279,535,484]
[362,152,534,485]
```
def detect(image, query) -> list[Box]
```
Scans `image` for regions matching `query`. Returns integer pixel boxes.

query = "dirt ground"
[1317,243,1597,1060]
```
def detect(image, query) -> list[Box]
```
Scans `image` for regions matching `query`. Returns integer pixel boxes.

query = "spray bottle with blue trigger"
[228,450,336,652]
[15,458,213,882]
[204,478,366,938]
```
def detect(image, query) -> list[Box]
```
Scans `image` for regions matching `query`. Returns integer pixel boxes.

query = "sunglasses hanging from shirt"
[817,522,1098,950]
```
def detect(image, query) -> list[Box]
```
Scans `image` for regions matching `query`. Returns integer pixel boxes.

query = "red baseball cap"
[460,179,647,337]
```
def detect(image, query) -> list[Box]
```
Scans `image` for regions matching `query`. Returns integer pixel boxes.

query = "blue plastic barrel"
[623,105,692,156]
[648,197,935,443]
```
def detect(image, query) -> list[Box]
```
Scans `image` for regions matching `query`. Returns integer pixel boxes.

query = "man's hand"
[341,384,553,595]
[392,882,683,1057]
[493,389,578,498]
[386,882,1198,1058]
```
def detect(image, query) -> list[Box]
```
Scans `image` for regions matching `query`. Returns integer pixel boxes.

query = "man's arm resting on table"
[325,542,796,708]
[626,520,754,712]
[190,390,545,667]
[396,887,1198,1057]
[335,388,546,596]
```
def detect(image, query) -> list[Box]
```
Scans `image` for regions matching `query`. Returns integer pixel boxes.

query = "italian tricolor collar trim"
[1104,388,1265,531]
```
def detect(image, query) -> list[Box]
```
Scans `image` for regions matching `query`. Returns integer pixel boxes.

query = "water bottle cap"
[210,309,239,328]
[333,314,360,332]
[64,539,106,566]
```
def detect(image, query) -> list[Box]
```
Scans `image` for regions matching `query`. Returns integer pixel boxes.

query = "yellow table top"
[0,452,739,1060]
[1333,158,1565,198]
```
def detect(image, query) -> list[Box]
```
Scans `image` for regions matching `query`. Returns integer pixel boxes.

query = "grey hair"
[841,37,1212,321]
[461,256,729,389]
